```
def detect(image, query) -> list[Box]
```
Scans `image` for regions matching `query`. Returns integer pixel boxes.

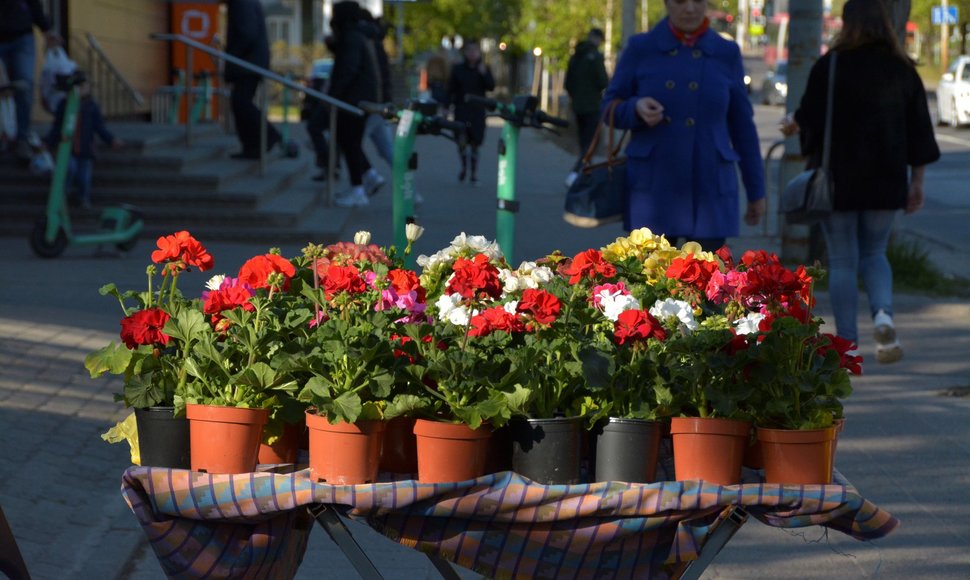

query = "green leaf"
[384,394,431,419]
[84,342,132,377]
[332,391,362,423]
[99,283,121,298]
[163,309,209,345]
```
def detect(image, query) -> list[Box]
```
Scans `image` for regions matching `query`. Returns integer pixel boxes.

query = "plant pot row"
[137,407,842,486]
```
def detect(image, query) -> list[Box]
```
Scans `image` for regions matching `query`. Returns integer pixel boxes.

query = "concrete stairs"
[0,122,349,246]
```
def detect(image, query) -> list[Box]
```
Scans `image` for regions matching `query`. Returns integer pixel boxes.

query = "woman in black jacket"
[448,40,495,186]
[784,0,940,363]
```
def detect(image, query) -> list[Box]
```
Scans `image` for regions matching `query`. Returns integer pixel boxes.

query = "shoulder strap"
[580,99,628,171]
[821,51,837,171]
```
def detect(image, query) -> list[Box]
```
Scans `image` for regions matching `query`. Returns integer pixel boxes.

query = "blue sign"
[932,6,959,25]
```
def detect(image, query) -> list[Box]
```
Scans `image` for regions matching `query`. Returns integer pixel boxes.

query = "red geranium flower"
[561,249,616,284]
[203,285,256,315]
[446,254,502,300]
[666,254,720,291]
[516,288,561,326]
[468,306,526,337]
[322,264,367,299]
[238,254,296,290]
[150,231,214,272]
[120,308,171,349]
[613,309,666,345]
[387,268,426,303]
[818,334,863,375]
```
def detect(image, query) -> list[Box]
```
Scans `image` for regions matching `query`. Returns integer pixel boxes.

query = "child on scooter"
[45,73,123,210]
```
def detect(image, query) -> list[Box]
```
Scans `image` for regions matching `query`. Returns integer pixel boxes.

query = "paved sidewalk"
[1,119,968,579]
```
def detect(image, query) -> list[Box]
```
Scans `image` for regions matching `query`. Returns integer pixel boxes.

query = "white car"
[937,55,970,127]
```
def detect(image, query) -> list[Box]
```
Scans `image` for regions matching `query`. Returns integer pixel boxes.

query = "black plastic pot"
[135,406,191,469]
[509,416,582,484]
[593,418,663,484]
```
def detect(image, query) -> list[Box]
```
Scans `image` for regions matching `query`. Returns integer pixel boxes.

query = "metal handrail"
[84,32,146,108]
[152,32,359,204]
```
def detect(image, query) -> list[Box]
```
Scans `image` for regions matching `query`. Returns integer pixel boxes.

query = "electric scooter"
[359,99,465,261]
[29,70,143,258]
[465,95,568,264]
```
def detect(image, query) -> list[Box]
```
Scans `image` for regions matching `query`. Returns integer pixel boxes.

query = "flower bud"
[405,223,425,243]
[354,231,372,245]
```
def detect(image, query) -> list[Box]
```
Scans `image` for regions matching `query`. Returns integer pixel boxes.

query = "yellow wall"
[68,0,170,105]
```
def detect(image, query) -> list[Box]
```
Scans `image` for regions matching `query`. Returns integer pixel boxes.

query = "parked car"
[937,55,970,128]
[761,61,788,106]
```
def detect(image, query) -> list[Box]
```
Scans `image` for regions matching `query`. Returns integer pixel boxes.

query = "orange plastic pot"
[757,426,837,485]
[413,419,491,483]
[669,417,751,485]
[186,404,268,474]
[306,412,384,484]
[258,419,306,465]
[379,416,418,475]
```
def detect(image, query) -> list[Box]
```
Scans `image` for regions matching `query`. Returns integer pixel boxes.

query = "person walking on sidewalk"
[782,0,940,363]
[563,28,609,188]
[327,1,382,207]
[223,0,281,160]
[601,0,765,252]
[448,40,494,186]
[0,0,61,160]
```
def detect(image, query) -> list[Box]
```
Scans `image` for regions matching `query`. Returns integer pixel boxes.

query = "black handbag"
[563,100,627,228]
[782,52,837,225]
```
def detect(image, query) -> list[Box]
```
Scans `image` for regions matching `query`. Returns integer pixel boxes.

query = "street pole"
[622,0,637,49]
[942,0,950,71]
[781,0,824,264]
[605,0,615,70]
[738,0,748,52]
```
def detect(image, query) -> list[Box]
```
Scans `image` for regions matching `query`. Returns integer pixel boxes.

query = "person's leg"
[334,111,369,206]
[7,34,36,144]
[819,211,861,345]
[857,210,897,317]
[457,142,467,181]
[469,145,480,184]
[75,158,94,208]
[365,113,394,167]
[230,76,259,154]
[574,112,599,169]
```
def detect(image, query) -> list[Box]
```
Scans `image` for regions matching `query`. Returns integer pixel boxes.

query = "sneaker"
[873,310,896,344]
[334,187,369,208]
[875,341,903,364]
[564,171,579,188]
[363,170,385,197]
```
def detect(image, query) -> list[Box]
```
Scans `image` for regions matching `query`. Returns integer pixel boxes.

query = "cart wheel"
[116,234,139,253]
[29,218,68,258]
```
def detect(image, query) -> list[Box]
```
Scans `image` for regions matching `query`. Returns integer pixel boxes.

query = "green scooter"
[465,95,568,264]
[29,70,143,258]
[359,99,465,262]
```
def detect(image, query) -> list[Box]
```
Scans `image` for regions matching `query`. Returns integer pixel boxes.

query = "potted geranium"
[294,234,426,484]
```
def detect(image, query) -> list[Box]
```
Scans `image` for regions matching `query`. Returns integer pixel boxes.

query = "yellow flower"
[629,227,657,247]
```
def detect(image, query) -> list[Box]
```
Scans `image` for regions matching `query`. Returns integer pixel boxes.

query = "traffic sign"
[932,5,959,25]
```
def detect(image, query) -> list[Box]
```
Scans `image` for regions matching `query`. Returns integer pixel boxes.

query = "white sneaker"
[873,310,902,363]
[363,170,386,197]
[334,187,369,208]
[564,171,579,189]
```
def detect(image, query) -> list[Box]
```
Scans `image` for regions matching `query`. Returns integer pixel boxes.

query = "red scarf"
[669,17,710,47]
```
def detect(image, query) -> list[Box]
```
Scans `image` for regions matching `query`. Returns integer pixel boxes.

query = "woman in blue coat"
[603,0,765,250]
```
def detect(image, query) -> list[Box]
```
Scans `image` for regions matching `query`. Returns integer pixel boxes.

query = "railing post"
[326,104,338,207]
[258,80,267,178]
[185,46,194,147]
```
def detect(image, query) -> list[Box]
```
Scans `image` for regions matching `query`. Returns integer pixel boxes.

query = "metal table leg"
[675,506,749,580]
[309,504,384,580]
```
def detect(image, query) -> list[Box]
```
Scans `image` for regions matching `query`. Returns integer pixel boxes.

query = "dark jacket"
[448,60,495,145]
[358,19,392,103]
[0,0,50,42]
[224,0,270,82]
[47,95,115,159]
[565,40,609,115]
[328,27,380,107]
[795,43,940,211]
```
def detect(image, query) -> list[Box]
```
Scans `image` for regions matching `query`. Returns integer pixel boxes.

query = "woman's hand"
[906,165,926,214]
[636,97,665,127]
[744,198,766,226]
[779,113,799,136]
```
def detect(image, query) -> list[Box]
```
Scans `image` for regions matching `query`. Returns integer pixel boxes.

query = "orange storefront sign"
[170,2,222,122]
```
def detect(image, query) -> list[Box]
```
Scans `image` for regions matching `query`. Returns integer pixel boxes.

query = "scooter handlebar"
[465,94,498,111]
[358,101,397,118]
[535,110,569,129]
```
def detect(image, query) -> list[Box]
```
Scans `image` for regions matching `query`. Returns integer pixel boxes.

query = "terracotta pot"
[757,426,837,485]
[379,416,418,475]
[831,418,846,467]
[669,417,751,485]
[306,412,384,484]
[258,419,306,465]
[413,419,491,483]
[186,404,268,474]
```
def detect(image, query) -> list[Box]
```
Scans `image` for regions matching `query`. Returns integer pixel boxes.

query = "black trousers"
[336,110,370,186]
[230,76,280,154]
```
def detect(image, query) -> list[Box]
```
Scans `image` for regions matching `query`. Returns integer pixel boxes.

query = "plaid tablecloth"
[121,467,898,579]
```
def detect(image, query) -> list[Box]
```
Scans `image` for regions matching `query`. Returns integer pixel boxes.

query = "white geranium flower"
[447,305,472,326]
[405,223,424,243]
[498,268,521,294]
[649,298,699,331]
[503,301,518,314]
[435,293,473,326]
[353,230,372,245]
[734,312,766,335]
[205,274,226,291]
[600,293,640,322]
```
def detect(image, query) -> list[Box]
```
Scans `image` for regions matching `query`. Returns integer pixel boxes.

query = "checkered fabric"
[121,467,897,579]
